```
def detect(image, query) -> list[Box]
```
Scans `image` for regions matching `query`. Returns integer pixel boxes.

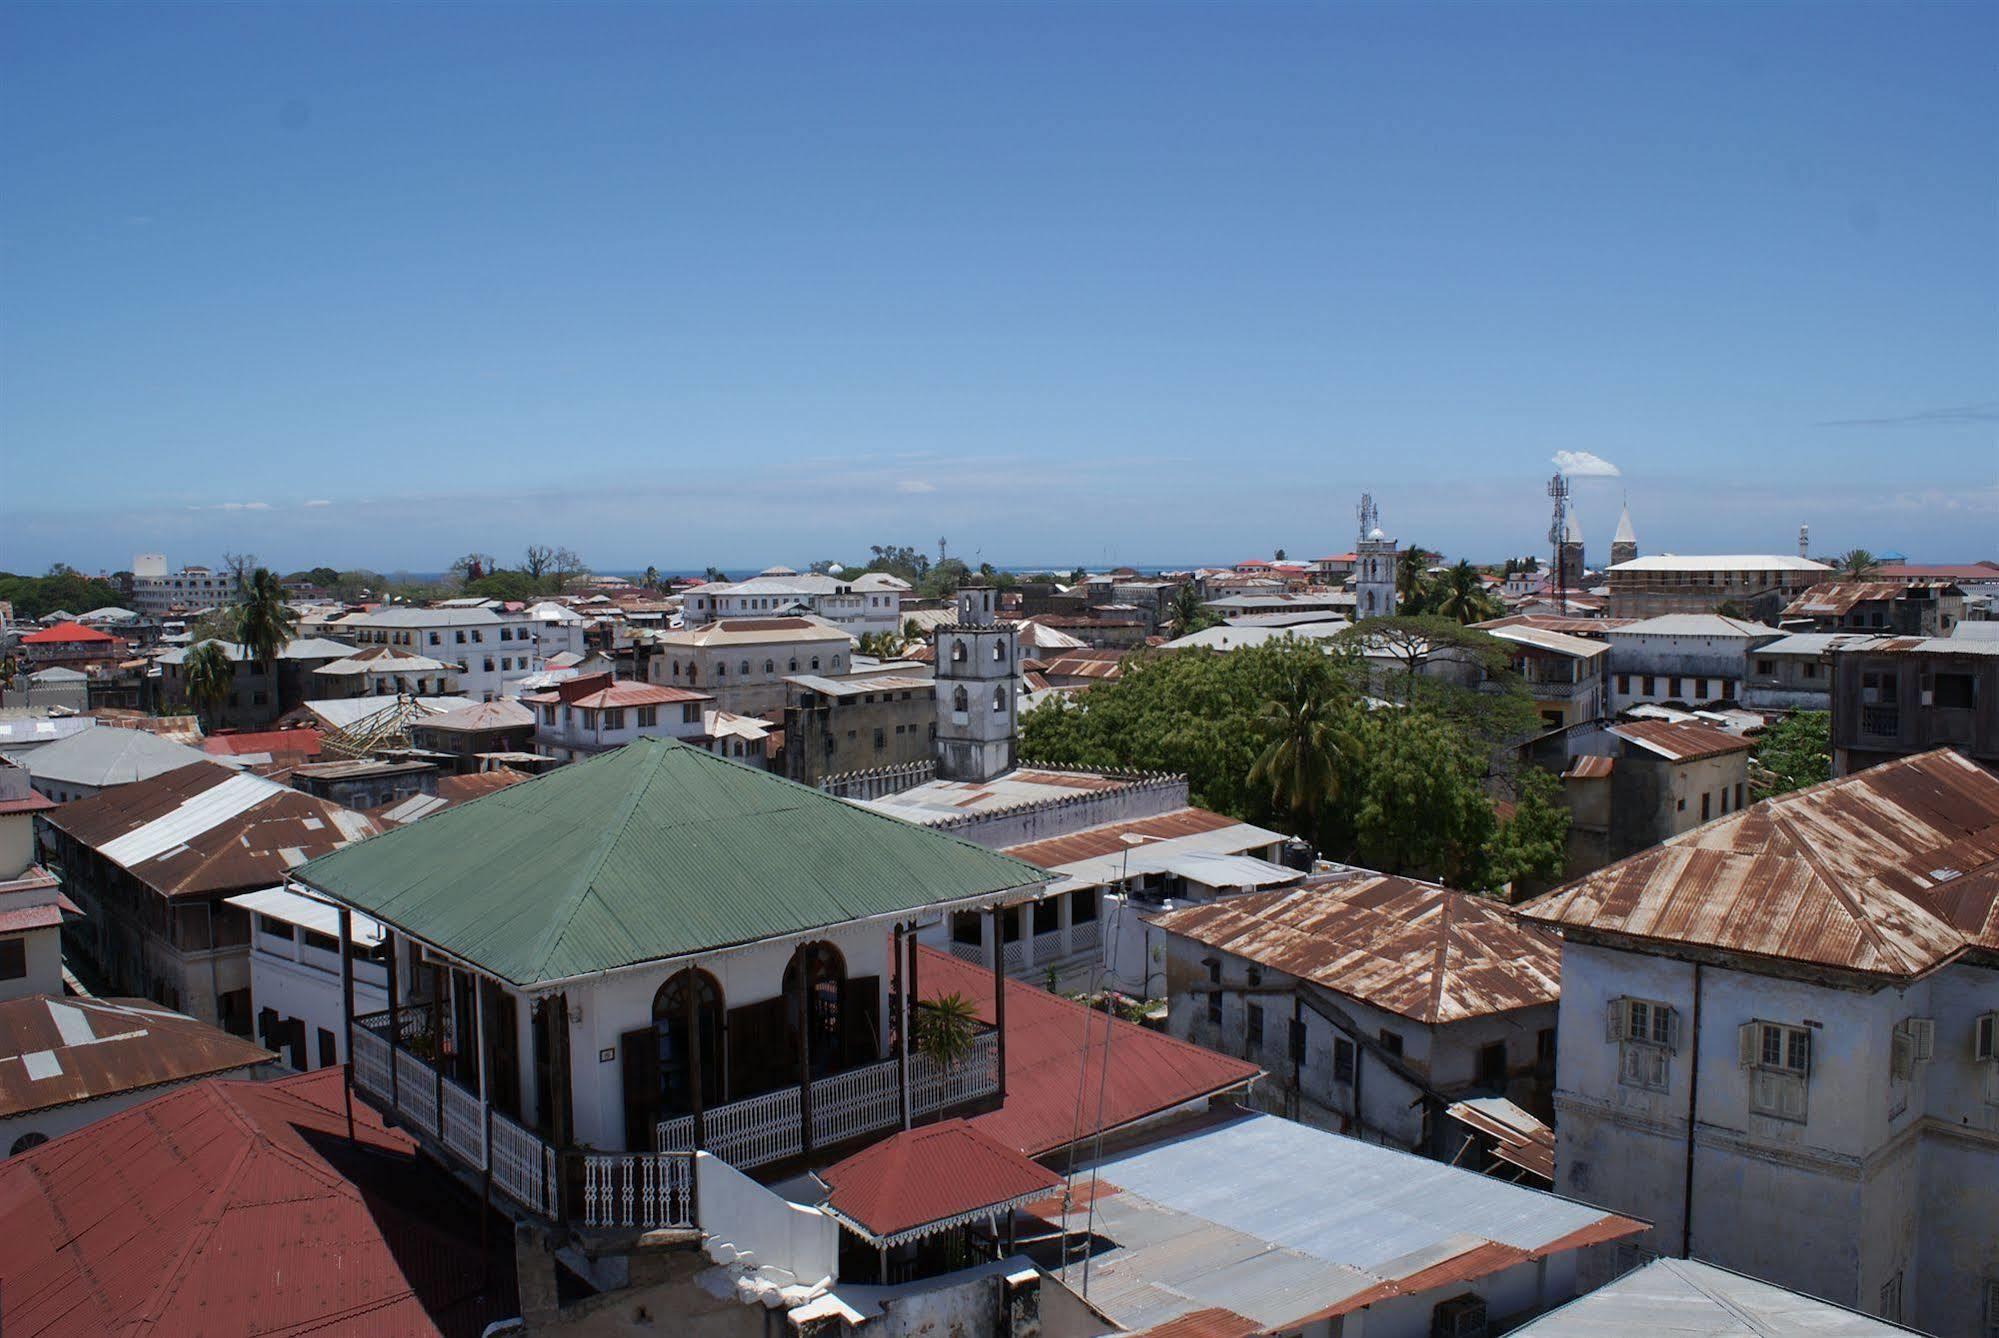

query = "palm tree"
[182,641,234,732]
[1837,548,1879,579]
[234,568,296,698]
[1396,547,1432,612]
[1248,664,1351,835]
[1431,561,1500,625]
[1166,584,1210,637]
[915,992,979,1068]
[642,565,661,591]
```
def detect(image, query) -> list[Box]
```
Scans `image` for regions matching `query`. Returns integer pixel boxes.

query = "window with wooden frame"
[1608,996,1677,1092]
[1741,1020,1812,1121]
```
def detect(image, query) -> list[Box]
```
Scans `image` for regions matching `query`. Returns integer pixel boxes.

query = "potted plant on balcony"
[915,992,978,1068]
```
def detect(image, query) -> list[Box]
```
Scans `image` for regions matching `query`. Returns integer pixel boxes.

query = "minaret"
[1354,494,1398,619]
[933,582,1016,782]
[1611,500,1638,567]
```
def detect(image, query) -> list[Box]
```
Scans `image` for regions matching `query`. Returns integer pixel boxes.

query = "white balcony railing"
[657,1029,1002,1170]
[1070,919,1101,955]
[583,1151,695,1230]
[1031,929,1065,965]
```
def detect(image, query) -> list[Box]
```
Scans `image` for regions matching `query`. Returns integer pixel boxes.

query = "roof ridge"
[1427,889,1456,1023]
[125,1086,264,1337]
[524,742,675,981]
[1765,804,1908,972]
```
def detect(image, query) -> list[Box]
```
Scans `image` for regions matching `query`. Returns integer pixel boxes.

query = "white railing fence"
[811,1057,902,1147]
[352,1025,392,1101]
[1071,919,1101,954]
[395,1047,439,1137]
[491,1108,559,1216]
[440,1077,487,1169]
[582,1152,697,1230]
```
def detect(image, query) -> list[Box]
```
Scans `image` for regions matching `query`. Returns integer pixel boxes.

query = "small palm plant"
[182,641,234,732]
[915,991,979,1069]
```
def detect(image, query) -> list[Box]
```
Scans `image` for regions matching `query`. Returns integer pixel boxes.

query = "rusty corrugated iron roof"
[1003,807,1246,868]
[1518,747,1999,977]
[1563,755,1614,780]
[1608,718,1754,762]
[1782,579,1949,617]
[1147,876,1561,1024]
[41,760,380,899]
[0,996,275,1119]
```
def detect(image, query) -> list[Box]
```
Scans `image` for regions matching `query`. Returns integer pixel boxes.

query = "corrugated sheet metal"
[1148,876,1560,1024]
[820,1119,1060,1240]
[1004,807,1245,868]
[0,996,273,1118]
[1519,747,1999,976]
[297,740,1049,986]
[1513,1257,1907,1335]
[918,948,1259,1157]
[0,1067,515,1337]
[1607,719,1754,762]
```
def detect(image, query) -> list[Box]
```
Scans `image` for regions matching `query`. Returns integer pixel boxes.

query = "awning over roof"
[227,886,386,946]
[819,1119,1062,1247]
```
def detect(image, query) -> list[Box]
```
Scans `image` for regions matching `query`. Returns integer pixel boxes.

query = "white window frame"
[1741,1019,1812,1122]
[1608,996,1677,1092]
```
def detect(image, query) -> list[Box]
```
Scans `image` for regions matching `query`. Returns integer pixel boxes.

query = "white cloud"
[214,501,273,511]
[1552,450,1621,478]
[896,480,937,494]
[302,499,332,508]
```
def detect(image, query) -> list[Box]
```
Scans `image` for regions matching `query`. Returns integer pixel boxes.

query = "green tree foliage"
[1754,711,1831,795]
[917,558,972,599]
[181,641,234,731]
[234,568,297,668]
[0,567,126,622]
[915,992,979,1066]
[864,544,932,585]
[1427,561,1502,625]
[1836,548,1879,578]
[1166,584,1219,638]
[1474,768,1572,897]
[1344,711,1496,885]
[1247,658,1354,837]
[461,569,544,603]
[1395,548,1434,612]
[855,631,903,660]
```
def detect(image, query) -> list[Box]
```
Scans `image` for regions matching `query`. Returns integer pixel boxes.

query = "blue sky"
[3,1,1993,575]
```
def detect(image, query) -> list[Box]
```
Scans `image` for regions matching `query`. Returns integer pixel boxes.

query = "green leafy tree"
[1754,711,1831,795]
[865,545,932,585]
[1247,659,1354,837]
[1273,548,1287,561]
[1430,561,1502,625]
[917,558,971,600]
[181,641,234,732]
[1166,584,1218,638]
[856,631,903,660]
[461,569,543,603]
[0,568,127,622]
[233,568,296,673]
[1473,769,1572,897]
[642,565,661,591]
[1835,549,1879,578]
[1395,547,1434,612]
[1346,711,1496,884]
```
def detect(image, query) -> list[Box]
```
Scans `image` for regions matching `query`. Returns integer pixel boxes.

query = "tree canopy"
[1753,711,1831,796]
[0,567,126,622]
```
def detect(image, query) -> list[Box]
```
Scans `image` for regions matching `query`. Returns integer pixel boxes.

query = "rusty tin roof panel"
[1148,876,1561,1024]
[1519,748,1999,976]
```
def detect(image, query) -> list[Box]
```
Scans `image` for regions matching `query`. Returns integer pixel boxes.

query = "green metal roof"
[293,738,1048,987]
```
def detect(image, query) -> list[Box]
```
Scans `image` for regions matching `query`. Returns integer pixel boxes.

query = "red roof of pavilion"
[20,622,118,644]
[820,1118,1061,1244]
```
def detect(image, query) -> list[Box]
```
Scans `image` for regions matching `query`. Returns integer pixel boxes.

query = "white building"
[648,616,853,716]
[1154,871,1561,1156]
[345,605,541,701]
[524,601,589,659]
[226,886,387,1069]
[131,562,238,616]
[1604,613,1782,712]
[1518,747,1999,1333]
[525,672,767,768]
[0,762,65,1003]
[681,569,907,635]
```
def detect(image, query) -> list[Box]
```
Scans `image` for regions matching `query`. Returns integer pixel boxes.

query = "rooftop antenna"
[938,536,948,566]
[1798,524,1809,560]
[1356,492,1378,544]
[1547,473,1571,615]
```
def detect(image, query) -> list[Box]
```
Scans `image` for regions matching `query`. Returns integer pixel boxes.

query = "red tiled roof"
[917,947,1259,1157]
[0,902,66,933]
[20,622,117,644]
[1873,561,1999,581]
[0,1067,516,1338]
[1125,1308,1263,1338]
[202,727,324,758]
[820,1119,1061,1244]
[0,792,59,815]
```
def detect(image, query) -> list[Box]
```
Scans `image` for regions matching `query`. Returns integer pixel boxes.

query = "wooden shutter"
[727,997,792,1101]
[842,976,881,1066]
[1606,999,1627,1043]
[1977,1013,1997,1063]
[1737,1022,1758,1069]
[620,1026,659,1152]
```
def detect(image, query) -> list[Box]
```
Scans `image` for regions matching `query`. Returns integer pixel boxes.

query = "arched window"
[651,970,724,1118]
[783,942,850,1078]
[810,657,820,670]
[9,1132,47,1156]
[992,685,1007,712]
[715,662,726,677]
[764,659,774,674]
[789,658,798,672]
[950,639,967,663]
[953,685,969,712]
[740,660,751,675]
[992,641,1005,662]
[670,659,679,676]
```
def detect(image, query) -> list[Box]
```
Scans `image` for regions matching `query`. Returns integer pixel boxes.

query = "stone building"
[933,585,1016,784]
[1354,493,1398,620]
[1605,554,1830,621]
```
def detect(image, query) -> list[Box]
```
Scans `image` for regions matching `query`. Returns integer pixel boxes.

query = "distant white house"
[1604,614,1782,712]
[225,886,388,1069]
[681,569,907,635]
[344,606,541,701]
[525,601,589,659]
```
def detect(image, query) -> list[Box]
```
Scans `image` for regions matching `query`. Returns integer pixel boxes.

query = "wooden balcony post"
[990,906,1007,1103]
[338,905,356,1142]
[385,929,401,1109]
[894,923,910,1131]
[684,967,705,1150]
[795,947,813,1156]
[433,960,446,1138]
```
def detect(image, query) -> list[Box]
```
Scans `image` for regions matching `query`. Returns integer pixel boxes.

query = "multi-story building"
[647,616,852,717]
[1829,635,1999,774]
[781,671,937,786]
[1605,554,1830,621]
[1604,614,1781,712]
[131,562,239,616]
[1534,719,1755,877]
[1486,623,1609,730]
[526,674,715,763]
[1781,580,1964,637]
[343,606,540,701]
[0,762,65,1003]
[1354,493,1399,620]
[17,621,128,671]
[39,760,379,1033]
[1740,631,1873,714]
[155,637,359,729]
[933,584,1016,783]
[681,569,907,635]
[1154,871,1562,1156]
[1518,748,1999,1333]
[524,600,590,659]
[224,884,387,1069]
[307,644,460,699]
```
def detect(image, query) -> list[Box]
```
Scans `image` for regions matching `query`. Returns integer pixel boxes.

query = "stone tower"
[1611,501,1638,567]
[1558,504,1587,590]
[934,583,1016,783]
[1354,494,1398,620]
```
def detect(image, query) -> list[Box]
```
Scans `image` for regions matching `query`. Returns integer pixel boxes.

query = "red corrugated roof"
[1126,1308,1263,1338]
[820,1119,1061,1243]
[202,727,324,758]
[0,1067,516,1338]
[917,947,1260,1157]
[20,622,117,644]
[1608,719,1754,762]
[0,995,274,1119]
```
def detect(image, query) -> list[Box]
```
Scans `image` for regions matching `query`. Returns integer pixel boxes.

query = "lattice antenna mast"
[1356,493,1378,544]
[1547,473,1570,615]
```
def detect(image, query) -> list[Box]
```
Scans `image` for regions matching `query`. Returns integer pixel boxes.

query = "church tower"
[1558,504,1587,590]
[934,583,1016,783]
[1611,500,1638,567]
[1354,494,1399,620]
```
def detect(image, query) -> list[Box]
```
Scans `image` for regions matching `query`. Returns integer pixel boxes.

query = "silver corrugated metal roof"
[100,772,282,866]
[7,728,211,789]
[1511,1258,1908,1335]
[225,886,385,945]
